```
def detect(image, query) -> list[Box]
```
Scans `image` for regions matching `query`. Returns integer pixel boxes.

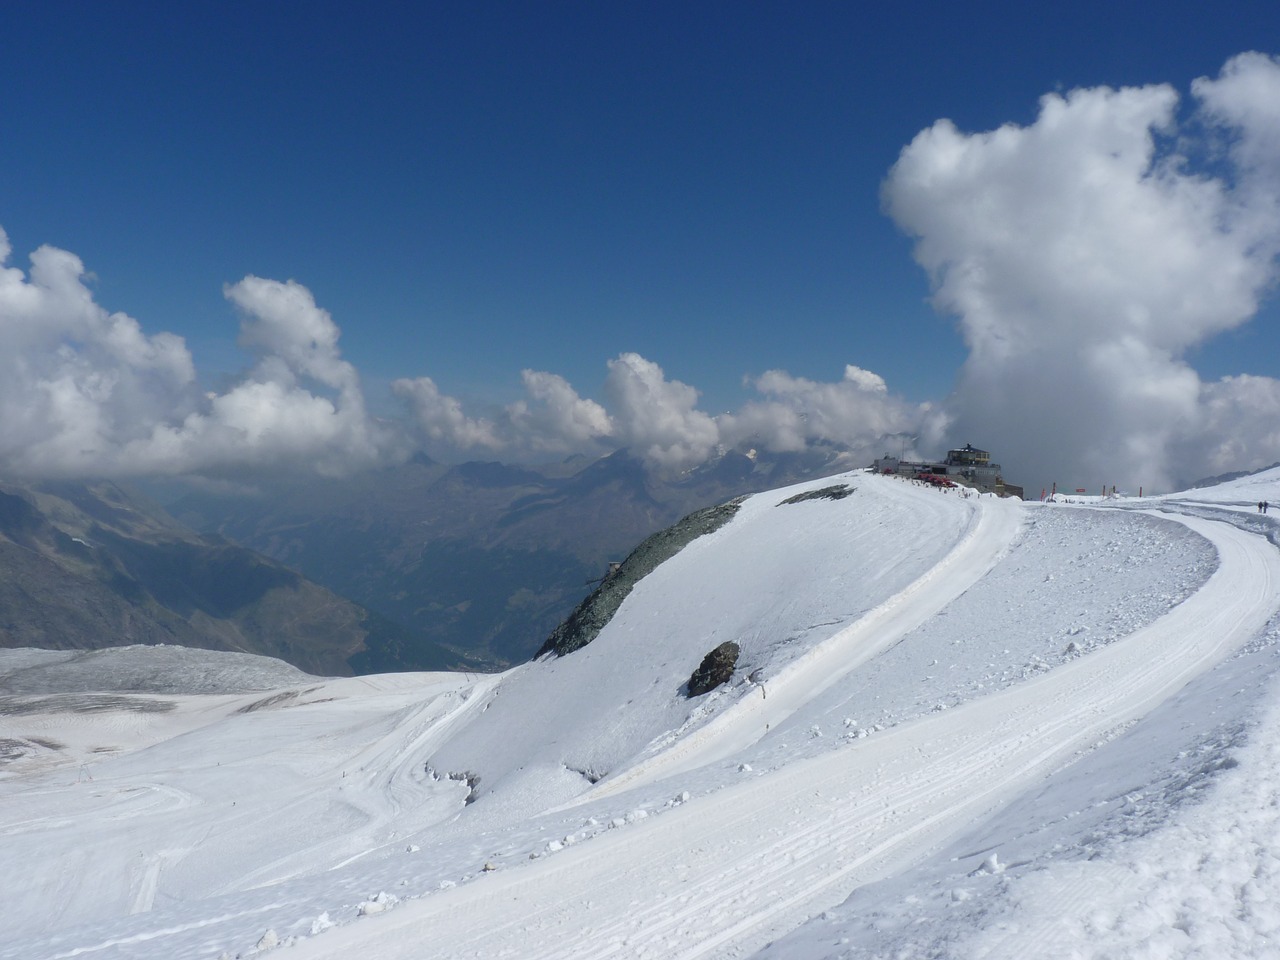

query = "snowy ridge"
[6,469,1280,959]
[584,490,1020,801]
[278,510,1280,960]
[423,470,975,821]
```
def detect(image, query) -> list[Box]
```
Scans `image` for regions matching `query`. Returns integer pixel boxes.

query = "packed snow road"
[284,506,1280,960]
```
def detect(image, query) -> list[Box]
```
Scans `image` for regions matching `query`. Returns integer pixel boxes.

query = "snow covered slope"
[4,469,1280,959]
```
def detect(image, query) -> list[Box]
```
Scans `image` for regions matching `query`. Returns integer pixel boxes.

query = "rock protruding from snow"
[687,641,740,697]
[778,484,855,505]
[538,497,747,658]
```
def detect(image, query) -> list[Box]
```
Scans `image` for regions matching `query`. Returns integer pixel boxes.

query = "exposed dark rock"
[537,496,747,658]
[567,764,605,784]
[687,641,740,697]
[778,484,855,505]
[236,688,323,713]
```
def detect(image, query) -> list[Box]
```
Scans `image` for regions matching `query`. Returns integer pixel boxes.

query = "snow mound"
[0,644,322,695]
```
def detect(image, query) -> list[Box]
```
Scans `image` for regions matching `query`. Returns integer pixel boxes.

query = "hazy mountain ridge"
[0,480,472,676]
[165,444,861,665]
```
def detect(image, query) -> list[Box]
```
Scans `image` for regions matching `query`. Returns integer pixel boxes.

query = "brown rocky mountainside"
[0,480,474,676]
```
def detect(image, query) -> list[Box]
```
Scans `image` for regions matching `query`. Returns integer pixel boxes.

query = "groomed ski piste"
[6,466,1280,959]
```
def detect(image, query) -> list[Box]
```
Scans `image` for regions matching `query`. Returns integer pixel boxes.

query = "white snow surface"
[6,469,1280,959]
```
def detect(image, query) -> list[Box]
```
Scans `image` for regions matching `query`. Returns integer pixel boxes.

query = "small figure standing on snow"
[1260,501,1266,513]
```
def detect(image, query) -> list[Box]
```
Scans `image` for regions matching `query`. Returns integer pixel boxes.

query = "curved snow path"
[227,675,501,888]
[583,493,1023,801]
[288,508,1280,960]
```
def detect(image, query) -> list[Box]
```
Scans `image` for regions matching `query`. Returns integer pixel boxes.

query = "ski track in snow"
[0,672,491,949]
[279,508,1280,960]
[581,494,1022,801]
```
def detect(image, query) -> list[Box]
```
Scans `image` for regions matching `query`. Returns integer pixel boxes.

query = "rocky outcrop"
[537,497,748,658]
[778,484,854,505]
[687,641,740,697]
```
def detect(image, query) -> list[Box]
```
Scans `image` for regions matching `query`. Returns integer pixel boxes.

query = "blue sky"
[2,2,1280,490]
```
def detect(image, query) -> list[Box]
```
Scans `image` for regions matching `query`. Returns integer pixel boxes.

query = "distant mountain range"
[0,479,476,676]
[163,444,862,667]
[0,445,860,675]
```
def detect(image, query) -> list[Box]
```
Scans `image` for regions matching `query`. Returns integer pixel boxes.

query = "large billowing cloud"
[392,368,613,460]
[391,353,931,473]
[394,352,922,472]
[391,376,504,452]
[506,369,613,456]
[132,276,391,476]
[0,232,197,478]
[884,51,1280,490]
[0,235,199,478]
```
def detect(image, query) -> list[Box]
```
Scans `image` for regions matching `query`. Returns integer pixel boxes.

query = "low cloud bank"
[0,228,916,480]
[390,352,919,472]
[3,52,1280,490]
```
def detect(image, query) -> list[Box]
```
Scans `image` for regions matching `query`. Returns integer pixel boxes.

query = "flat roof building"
[872,443,1022,498]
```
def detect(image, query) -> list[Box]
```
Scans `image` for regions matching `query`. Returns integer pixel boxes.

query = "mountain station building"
[872,444,1023,498]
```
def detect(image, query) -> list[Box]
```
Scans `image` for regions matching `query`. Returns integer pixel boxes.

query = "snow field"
[7,469,1280,959]
[277,507,1280,960]
[0,671,489,944]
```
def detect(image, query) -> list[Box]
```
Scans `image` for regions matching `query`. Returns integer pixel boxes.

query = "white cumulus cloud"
[12,51,1280,492]
[395,353,933,471]
[884,52,1280,490]
[0,238,390,478]
[391,376,504,452]
[505,370,613,455]
[603,353,721,471]
[0,231,195,477]
[720,364,939,458]
[122,277,389,476]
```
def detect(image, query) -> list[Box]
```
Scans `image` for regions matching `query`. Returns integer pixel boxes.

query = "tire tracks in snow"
[283,507,1280,960]
[582,494,1023,802]
[233,676,501,888]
